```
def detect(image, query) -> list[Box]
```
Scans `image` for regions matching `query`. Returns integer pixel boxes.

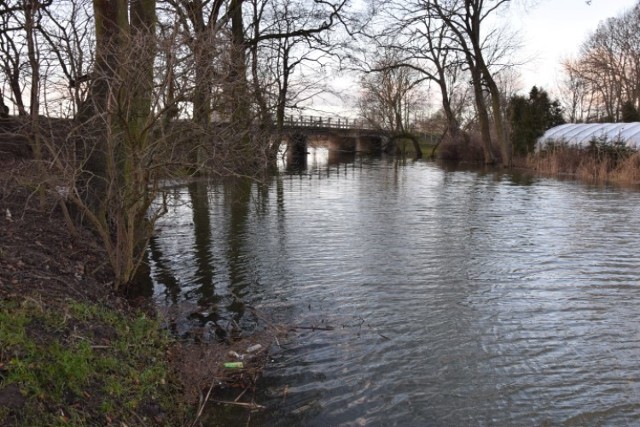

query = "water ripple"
[149,161,640,426]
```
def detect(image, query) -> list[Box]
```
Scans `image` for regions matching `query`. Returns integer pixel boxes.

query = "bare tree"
[0,1,30,116]
[423,0,516,166]
[161,0,222,126]
[246,0,355,161]
[39,0,95,116]
[560,58,593,122]
[562,4,640,122]
[360,0,519,165]
[359,50,426,129]
[66,0,160,289]
[374,1,468,151]
[22,0,48,179]
[358,51,428,157]
[0,1,94,118]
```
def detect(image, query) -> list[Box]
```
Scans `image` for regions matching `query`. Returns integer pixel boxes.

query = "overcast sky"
[514,0,638,94]
[320,0,640,117]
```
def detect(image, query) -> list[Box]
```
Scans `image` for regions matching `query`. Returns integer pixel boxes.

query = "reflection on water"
[279,145,361,174]
[148,156,640,425]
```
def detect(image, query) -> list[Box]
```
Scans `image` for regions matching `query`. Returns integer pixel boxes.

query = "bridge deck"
[281,115,375,131]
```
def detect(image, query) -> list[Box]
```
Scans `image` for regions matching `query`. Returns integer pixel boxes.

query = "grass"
[0,298,188,426]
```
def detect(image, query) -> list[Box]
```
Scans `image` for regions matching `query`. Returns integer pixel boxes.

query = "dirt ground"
[0,159,115,304]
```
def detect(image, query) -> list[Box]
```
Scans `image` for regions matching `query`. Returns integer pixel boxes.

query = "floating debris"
[246,344,263,353]
[227,350,243,360]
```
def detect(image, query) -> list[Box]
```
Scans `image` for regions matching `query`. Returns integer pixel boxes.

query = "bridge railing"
[281,115,375,130]
[279,115,429,135]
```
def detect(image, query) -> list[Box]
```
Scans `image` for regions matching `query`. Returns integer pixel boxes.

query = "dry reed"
[527,142,640,185]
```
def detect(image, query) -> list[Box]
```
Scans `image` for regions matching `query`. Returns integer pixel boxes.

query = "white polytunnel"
[537,122,640,150]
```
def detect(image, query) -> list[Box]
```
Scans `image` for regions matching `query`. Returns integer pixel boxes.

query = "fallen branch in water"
[247,305,336,332]
[247,305,289,336]
[235,386,250,403]
[289,325,335,331]
[190,376,218,427]
[211,400,266,410]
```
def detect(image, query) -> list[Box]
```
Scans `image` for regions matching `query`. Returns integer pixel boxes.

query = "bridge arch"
[388,132,422,159]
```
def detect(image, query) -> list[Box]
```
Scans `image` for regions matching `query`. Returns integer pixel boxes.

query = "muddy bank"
[0,158,283,426]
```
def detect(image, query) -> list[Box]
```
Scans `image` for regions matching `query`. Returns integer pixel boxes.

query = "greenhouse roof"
[537,122,640,149]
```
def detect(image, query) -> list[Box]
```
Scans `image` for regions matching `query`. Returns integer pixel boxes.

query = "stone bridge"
[279,115,388,167]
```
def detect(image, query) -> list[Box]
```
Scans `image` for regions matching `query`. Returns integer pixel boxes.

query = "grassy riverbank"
[0,159,281,426]
[0,160,189,426]
[0,299,187,426]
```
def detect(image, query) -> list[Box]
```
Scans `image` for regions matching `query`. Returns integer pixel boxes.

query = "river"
[147,151,640,426]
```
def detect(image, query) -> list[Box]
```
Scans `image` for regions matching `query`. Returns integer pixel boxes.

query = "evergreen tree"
[509,86,565,155]
[621,100,640,122]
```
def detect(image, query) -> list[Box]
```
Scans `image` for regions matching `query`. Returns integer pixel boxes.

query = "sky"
[319,0,639,117]
[513,0,638,94]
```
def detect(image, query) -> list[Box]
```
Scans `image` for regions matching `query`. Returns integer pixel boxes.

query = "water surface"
[148,156,640,426]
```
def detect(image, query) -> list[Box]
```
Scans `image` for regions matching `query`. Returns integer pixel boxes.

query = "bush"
[437,131,487,163]
[586,136,635,165]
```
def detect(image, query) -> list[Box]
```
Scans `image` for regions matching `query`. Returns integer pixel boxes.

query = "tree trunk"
[24,0,46,209]
[129,0,156,137]
[191,6,212,125]
[126,0,157,286]
[8,76,27,116]
[80,0,127,220]
[466,0,510,167]
[80,0,157,289]
[487,78,511,167]
[229,0,252,161]
[432,85,463,159]
[469,62,495,164]
[475,50,511,167]
[249,0,272,133]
